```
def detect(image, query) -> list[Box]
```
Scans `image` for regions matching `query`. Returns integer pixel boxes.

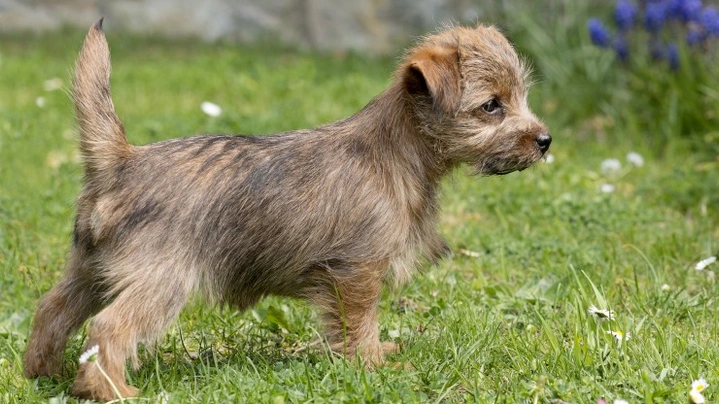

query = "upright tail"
[73,18,131,178]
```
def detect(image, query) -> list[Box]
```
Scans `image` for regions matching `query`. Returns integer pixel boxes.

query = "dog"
[24,18,550,400]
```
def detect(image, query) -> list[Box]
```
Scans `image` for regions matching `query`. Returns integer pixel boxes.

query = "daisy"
[692,378,709,393]
[78,345,124,398]
[544,153,555,164]
[695,256,717,271]
[606,330,631,342]
[157,391,170,404]
[457,248,481,258]
[43,77,63,91]
[600,183,615,193]
[690,389,705,404]
[588,305,615,321]
[201,101,222,117]
[78,345,99,364]
[601,158,621,175]
[626,152,644,167]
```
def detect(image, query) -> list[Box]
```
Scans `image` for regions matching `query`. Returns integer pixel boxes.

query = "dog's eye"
[480,99,501,115]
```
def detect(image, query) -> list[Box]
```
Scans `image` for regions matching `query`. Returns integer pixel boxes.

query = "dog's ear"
[403,45,462,115]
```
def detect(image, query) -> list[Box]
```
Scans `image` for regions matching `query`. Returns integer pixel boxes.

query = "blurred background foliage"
[493,0,719,158]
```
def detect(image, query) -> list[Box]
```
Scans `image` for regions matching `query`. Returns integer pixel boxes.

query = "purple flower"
[687,26,707,45]
[679,0,703,21]
[667,43,680,69]
[701,6,719,36]
[650,39,666,60]
[615,0,638,30]
[588,18,612,47]
[613,35,630,61]
[645,2,668,32]
[666,0,702,21]
[666,0,681,19]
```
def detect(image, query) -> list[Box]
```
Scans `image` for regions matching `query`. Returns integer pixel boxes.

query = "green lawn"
[1,17,718,403]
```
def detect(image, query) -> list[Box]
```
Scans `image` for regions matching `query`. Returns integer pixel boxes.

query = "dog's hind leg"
[24,249,105,379]
[71,260,194,401]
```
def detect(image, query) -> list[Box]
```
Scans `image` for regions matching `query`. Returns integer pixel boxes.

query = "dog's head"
[400,25,550,175]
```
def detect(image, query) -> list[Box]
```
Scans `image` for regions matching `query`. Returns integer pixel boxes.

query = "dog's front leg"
[309,262,390,367]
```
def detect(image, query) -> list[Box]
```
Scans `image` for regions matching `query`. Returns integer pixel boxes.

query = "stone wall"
[0,0,507,53]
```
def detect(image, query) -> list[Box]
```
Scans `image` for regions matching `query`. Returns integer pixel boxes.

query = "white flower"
[78,345,99,364]
[692,378,709,393]
[43,77,63,92]
[626,152,644,167]
[588,305,615,321]
[600,183,615,194]
[689,378,709,403]
[606,330,631,342]
[690,389,705,403]
[660,284,671,291]
[35,96,46,108]
[614,399,629,404]
[695,256,717,271]
[156,391,170,404]
[601,158,621,175]
[201,101,222,117]
[457,248,481,258]
[46,150,72,170]
[543,153,555,164]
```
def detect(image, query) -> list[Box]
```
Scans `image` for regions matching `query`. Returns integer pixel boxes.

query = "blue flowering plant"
[588,0,719,69]
[587,0,719,154]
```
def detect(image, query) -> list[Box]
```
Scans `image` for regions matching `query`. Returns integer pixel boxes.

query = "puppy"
[24,19,550,400]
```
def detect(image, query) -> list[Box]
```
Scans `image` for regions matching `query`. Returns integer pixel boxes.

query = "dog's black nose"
[535,133,552,153]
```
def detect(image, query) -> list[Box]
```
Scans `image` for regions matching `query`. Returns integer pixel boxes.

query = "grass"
[1,12,718,403]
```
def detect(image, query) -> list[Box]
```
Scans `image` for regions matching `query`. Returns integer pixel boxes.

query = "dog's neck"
[334,82,447,218]
[351,83,447,178]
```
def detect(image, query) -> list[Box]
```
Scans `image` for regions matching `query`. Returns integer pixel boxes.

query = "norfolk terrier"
[24,19,550,400]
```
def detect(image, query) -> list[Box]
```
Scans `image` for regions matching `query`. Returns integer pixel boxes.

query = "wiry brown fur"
[24,19,550,401]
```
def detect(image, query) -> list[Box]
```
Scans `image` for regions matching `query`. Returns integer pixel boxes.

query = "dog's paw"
[381,341,400,355]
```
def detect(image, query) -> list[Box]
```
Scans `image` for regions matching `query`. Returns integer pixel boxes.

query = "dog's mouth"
[472,141,550,176]
[495,168,518,176]
[478,165,522,176]
[477,155,543,176]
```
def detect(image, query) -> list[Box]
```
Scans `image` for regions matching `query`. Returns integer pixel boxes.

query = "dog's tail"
[73,18,132,177]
